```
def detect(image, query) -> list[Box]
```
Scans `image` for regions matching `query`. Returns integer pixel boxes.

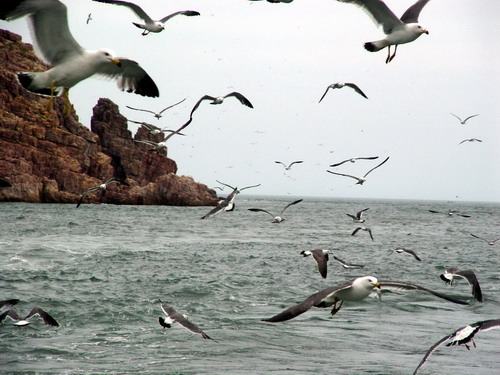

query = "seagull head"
[97,49,121,67]
[154,21,165,31]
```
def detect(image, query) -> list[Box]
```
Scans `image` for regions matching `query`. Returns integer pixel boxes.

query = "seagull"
[318,82,368,102]
[128,120,186,137]
[274,161,303,170]
[469,233,500,246]
[413,319,500,375]
[134,139,168,156]
[440,267,483,302]
[0,308,59,327]
[76,178,121,208]
[158,299,215,341]
[346,207,370,223]
[332,256,365,269]
[86,13,92,24]
[0,299,20,310]
[352,226,374,241]
[262,276,468,323]
[428,209,470,218]
[125,98,186,119]
[200,181,260,219]
[329,156,379,167]
[0,0,159,116]
[336,0,430,63]
[450,113,479,124]
[394,247,421,261]
[93,1,200,35]
[248,199,303,223]
[326,156,390,185]
[300,249,332,279]
[459,138,482,144]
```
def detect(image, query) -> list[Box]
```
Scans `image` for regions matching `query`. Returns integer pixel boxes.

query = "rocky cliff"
[0,29,218,206]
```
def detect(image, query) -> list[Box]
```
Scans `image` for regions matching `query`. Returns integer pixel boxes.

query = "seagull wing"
[345,83,368,99]
[469,233,489,244]
[363,156,389,178]
[163,117,192,142]
[399,0,430,23]
[288,161,303,168]
[0,309,21,323]
[93,0,154,23]
[248,208,275,218]
[462,114,479,123]
[160,301,214,340]
[450,113,463,122]
[159,10,201,23]
[367,228,374,241]
[378,280,469,305]
[279,199,303,215]
[25,308,59,326]
[239,183,261,191]
[76,186,102,208]
[478,319,500,332]
[326,170,361,181]
[0,299,20,310]
[224,92,254,108]
[329,159,350,167]
[201,201,228,219]
[405,249,421,261]
[215,180,236,190]
[413,331,455,375]
[336,0,403,34]
[318,86,332,103]
[158,98,186,114]
[104,178,120,186]
[355,156,379,161]
[275,161,287,168]
[126,105,157,115]
[356,207,370,218]
[351,227,362,236]
[453,270,483,302]
[311,249,329,279]
[134,140,158,147]
[346,214,357,220]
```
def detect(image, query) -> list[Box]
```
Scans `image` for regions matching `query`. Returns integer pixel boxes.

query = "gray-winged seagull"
[76,178,121,208]
[352,226,374,241]
[332,256,365,269]
[201,181,260,219]
[469,233,500,246]
[330,156,379,167]
[248,199,302,223]
[300,249,332,279]
[274,161,303,170]
[459,138,482,145]
[0,308,59,327]
[346,207,370,223]
[125,98,186,119]
[394,247,421,261]
[318,82,368,102]
[440,267,483,302]
[450,113,479,124]
[327,156,389,185]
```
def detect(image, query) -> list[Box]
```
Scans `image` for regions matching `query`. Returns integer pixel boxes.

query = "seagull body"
[352,226,374,241]
[330,156,379,168]
[300,249,332,279]
[93,0,200,35]
[249,199,302,223]
[440,267,483,302]
[413,319,500,374]
[395,247,421,261]
[332,256,365,269]
[134,139,169,156]
[451,113,479,124]
[327,156,389,185]
[158,300,215,341]
[126,98,186,119]
[0,308,59,327]
[459,138,482,145]
[0,0,159,115]
[469,233,500,246]
[336,0,430,63]
[76,178,121,208]
[201,181,260,219]
[263,276,468,323]
[274,160,303,170]
[318,82,368,102]
[346,207,370,223]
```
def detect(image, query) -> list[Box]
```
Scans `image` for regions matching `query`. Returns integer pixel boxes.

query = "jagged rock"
[0,29,218,206]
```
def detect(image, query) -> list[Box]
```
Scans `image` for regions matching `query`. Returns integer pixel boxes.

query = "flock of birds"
[0,0,496,374]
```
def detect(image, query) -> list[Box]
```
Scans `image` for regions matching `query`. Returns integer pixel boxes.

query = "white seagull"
[300,249,332,279]
[128,120,186,137]
[274,160,303,170]
[440,267,483,302]
[451,113,479,124]
[330,156,379,167]
[93,0,200,35]
[459,138,482,145]
[469,233,500,246]
[248,199,303,223]
[326,156,390,185]
[0,308,59,327]
[413,319,500,374]
[394,247,421,261]
[336,0,430,63]
[158,299,215,341]
[201,181,260,219]
[352,226,374,241]
[125,98,186,119]
[0,0,159,115]
[318,82,368,102]
[346,207,370,223]
[76,178,121,208]
[262,276,468,322]
[332,256,365,269]
[134,139,168,156]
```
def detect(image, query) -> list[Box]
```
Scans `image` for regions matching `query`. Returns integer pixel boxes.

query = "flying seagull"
[0,0,159,116]
[330,156,379,167]
[262,276,468,323]
[346,207,370,223]
[332,255,365,269]
[352,226,374,241]
[300,249,332,279]
[459,138,482,145]
[274,161,303,170]
[248,199,303,223]
[128,120,186,137]
[93,1,200,35]
[76,178,121,208]
[0,308,59,327]
[394,247,421,261]
[469,233,500,246]
[428,209,470,218]
[125,98,186,119]
[336,0,430,63]
[201,181,260,219]
[318,82,368,102]
[450,113,479,124]
[0,299,20,310]
[440,267,483,302]
[134,139,168,156]
[413,319,500,375]
[86,13,92,24]
[326,156,390,185]
[158,299,215,341]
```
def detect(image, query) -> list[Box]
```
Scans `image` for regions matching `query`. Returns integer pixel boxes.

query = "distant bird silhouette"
[469,233,500,246]
[327,157,389,185]
[346,207,370,223]
[352,226,374,241]
[248,199,302,223]
[126,98,185,119]
[274,160,303,170]
[440,267,482,302]
[330,156,379,168]
[76,178,121,208]
[0,308,59,327]
[394,247,421,261]
[459,138,482,144]
[318,82,368,102]
[450,113,479,124]
[86,13,92,24]
[428,209,470,218]
[300,249,332,278]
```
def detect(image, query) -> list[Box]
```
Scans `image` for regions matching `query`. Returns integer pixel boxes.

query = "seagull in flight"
[318,82,368,102]
[329,156,379,167]
[201,181,260,219]
[440,267,483,302]
[128,120,186,137]
[248,199,302,223]
[346,207,370,223]
[93,1,200,35]
[332,256,365,269]
[413,319,500,374]
[76,178,121,208]
[352,226,374,241]
[459,138,482,144]
[450,113,479,124]
[394,247,421,261]
[125,98,186,119]
[86,13,92,24]
[336,0,430,63]
[0,308,59,327]
[158,299,216,341]
[327,156,390,185]
[134,139,169,156]
[274,160,303,170]
[300,249,332,279]
[469,233,500,246]
[428,209,470,218]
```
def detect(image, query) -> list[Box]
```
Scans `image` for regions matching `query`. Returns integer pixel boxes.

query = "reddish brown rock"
[0,29,218,206]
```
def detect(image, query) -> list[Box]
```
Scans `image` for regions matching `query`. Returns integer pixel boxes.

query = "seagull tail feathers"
[17,73,63,96]
[364,41,387,52]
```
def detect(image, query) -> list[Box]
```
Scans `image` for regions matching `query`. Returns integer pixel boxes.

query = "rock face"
[0,29,218,206]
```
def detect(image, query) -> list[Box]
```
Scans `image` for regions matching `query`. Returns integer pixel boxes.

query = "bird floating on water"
[0,308,59,327]
[248,199,302,223]
[352,226,374,241]
[450,113,479,124]
[469,233,500,246]
[318,82,368,102]
[201,181,260,219]
[76,178,121,208]
[330,156,379,168]
[300,249,332,279]
[440,267,483,302]
[125,98,186,119]
[346,207,370,223]
[274,160,303,170]
[336,0,430,63]
[93,0,200,35]
[394,247,421,261]
[326,156,389,185]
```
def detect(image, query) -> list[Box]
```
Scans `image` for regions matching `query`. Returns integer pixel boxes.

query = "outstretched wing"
[318,86,332,103]
[25,308,59,326]
[413,331,454,374]
[311,249,329,279]
[159,10,200,23]
[126,105,157,115]
[248,208,275,218]
[0,309,21,323]
[93,0,154,23]
[363,156,389,178]
[158,98,186,114]
[279,199,303,215]
[345,83,368,99]
[160,301,215,341]
[326,170,360,181]
[239,183,261,191]
[224,92,254,108]
[400,0,431,23]
[379,280,469,305]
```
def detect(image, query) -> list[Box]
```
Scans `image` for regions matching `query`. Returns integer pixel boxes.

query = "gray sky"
[2,0,499,202]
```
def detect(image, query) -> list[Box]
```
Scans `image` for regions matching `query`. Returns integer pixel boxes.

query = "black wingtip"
[364,42,377,52]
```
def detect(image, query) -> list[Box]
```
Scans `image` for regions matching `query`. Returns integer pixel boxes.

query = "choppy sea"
[1,197,499,375]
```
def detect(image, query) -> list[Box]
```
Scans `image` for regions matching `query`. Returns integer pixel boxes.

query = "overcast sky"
[2,0,499,202]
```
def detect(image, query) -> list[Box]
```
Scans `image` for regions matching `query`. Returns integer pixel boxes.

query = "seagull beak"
[110,58,122,67]
[373,282,381,289]
[423,29,429,35]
